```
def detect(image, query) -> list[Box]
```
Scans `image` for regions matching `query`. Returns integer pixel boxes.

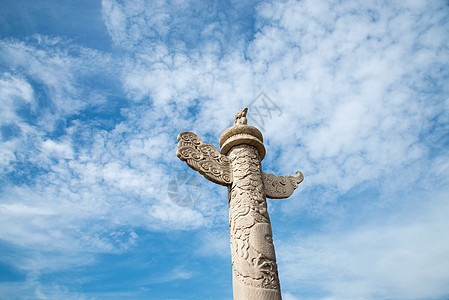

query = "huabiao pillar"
[176,108,303,299]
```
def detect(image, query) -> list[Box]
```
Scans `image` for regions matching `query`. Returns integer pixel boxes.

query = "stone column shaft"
[228,144,281,300]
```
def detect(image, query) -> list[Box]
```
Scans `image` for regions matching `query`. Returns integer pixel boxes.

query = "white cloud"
[102,0,255,55]
[278,189,449,299]
[0,36,117,128]
[41,139,74,160]
[100,0,449,201]
[195,229,230,258]
[0,74,37,172]
[244,0,449,199]
[1,0,448,298]
[102,0,129,46]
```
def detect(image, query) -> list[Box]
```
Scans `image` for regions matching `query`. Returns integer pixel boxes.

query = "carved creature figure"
[234,107,248,125]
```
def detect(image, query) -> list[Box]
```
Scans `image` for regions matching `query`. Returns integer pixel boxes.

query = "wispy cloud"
[1,0,448,298]
[277,188,449,299]
[102,0,257,54]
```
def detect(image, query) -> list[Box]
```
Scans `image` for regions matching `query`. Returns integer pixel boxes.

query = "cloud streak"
[0,0,448,298]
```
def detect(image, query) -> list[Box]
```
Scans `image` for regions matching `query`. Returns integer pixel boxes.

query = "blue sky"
[1,0,449,299]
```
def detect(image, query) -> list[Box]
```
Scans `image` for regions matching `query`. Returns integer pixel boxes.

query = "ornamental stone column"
[176,108,303,300]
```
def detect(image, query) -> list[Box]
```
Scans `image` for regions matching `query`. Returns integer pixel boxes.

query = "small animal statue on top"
[234,107,248,126]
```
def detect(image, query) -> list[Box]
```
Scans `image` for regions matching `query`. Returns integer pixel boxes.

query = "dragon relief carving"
[176,109,303,299]
[228,144,280,290]
[263,171,304,199]
[176,131,232,185]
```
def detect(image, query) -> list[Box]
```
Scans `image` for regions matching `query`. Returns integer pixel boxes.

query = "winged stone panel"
[262,171,304,199]
[176,131,233,186]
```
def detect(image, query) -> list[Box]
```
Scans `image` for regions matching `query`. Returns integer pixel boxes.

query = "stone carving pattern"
[228,144,280,291]
[234,107,248,125]
[263,171,304,199]
[176,131,232,186]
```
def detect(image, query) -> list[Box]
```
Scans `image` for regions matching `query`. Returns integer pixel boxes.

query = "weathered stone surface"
[228,144,282,299]
[176,108,303,299]
[263,171,304,199]
[220,125,266,160]
[177,131,232,186]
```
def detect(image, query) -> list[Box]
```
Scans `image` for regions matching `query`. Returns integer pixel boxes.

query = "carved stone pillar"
[176,108,303,300]
[221,124,281,300]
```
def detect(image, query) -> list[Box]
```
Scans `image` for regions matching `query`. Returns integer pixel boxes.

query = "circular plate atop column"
[219,125,265,160]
